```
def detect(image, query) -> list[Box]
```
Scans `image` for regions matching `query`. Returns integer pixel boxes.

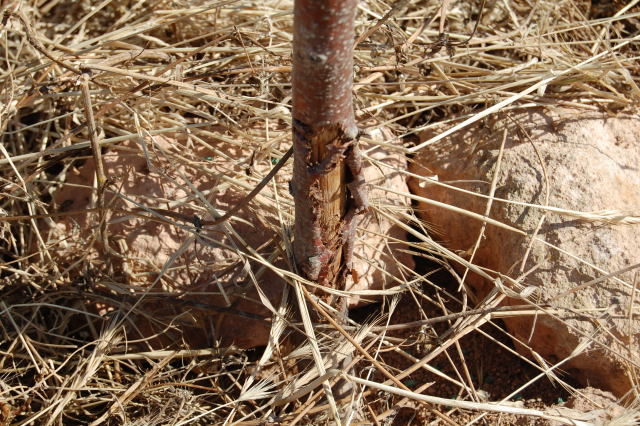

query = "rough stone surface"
[408,108,640,397]
[50,129,412,349]
[345,127,414,306]
[547,387,629,426]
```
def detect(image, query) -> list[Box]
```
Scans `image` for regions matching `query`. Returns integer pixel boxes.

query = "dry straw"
[1,0,638,424]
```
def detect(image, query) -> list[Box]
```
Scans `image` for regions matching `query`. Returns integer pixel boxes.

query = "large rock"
[50,127,412,348]
[345,127,414,306]
[408,108,640,397]
[547,387,628,426]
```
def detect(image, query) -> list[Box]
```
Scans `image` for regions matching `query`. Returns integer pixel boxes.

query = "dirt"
[349,260,577,425]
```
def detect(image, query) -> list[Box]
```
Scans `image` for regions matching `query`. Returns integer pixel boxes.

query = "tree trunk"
[291,0,366,306]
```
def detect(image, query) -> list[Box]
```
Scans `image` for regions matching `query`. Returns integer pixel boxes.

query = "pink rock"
[547,387,628,425]
[408,108,640,397]
[345,127,414,307]
[51,129,412,349]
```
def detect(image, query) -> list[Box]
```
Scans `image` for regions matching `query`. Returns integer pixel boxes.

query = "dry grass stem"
[1,0,638,423]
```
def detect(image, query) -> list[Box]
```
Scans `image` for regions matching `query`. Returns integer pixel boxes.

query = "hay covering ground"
[1,0,639,424]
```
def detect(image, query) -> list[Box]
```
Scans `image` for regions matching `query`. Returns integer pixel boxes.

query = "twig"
[8,10,82,75]
[79,71,110,252]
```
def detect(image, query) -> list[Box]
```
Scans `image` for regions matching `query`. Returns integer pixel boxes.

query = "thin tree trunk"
[291,0,367,306]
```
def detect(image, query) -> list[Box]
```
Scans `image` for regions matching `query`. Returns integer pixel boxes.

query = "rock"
[408,108,640,397]
[547,387,629,426]
[345,127,414,307]
[50,128,412,349]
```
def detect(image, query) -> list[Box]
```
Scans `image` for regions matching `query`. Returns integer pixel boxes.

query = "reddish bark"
[291,0,367,301]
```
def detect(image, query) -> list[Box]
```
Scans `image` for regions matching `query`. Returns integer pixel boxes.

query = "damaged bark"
[291,0,368,304]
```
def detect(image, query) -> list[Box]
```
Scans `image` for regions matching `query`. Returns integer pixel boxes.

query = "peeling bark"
[291,0,368,302]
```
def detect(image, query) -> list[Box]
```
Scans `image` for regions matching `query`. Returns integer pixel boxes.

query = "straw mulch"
[1,0,639,424]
